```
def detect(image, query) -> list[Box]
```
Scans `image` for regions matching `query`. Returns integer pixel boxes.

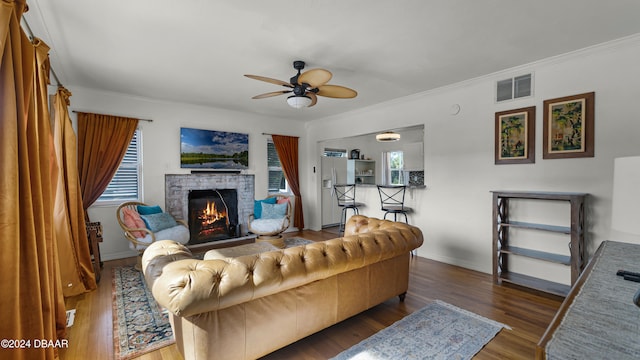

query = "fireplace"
[188,189,239,244]
[165,173,255,245]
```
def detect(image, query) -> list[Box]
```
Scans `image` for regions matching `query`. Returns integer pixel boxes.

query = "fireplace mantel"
[165,173,255,237]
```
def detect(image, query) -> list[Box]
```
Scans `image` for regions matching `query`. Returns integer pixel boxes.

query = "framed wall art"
[543,92,595,159]
[495,106,536,164]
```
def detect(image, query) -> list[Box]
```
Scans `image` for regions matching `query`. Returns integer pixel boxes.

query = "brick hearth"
[165,174,255,237]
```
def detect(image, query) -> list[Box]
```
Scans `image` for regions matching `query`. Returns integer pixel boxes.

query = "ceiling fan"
[244,60,357,109]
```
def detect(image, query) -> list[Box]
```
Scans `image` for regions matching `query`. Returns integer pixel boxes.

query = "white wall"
[73,35,640,281]
[303,35,640,281]
[69,88,306,260]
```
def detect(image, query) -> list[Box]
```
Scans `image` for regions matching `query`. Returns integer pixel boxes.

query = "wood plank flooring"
[59,227,562,359]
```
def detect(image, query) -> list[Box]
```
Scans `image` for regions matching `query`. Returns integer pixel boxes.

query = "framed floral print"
[495,106,536,164]
[543,92,595,159]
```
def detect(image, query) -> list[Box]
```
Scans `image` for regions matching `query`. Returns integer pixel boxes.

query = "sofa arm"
[142,242,262,317]
[141,240,194,291]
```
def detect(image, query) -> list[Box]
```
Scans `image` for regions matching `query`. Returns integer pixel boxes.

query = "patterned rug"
[282,236,315,247]
[331,300,510,360]
[112,265,174,360]
[112,237,314,359]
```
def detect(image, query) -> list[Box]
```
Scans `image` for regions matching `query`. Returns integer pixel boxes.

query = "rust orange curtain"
[52,88,97,296]
[77,113,138,211]
[0,1,67,358]
[271,135,304,229]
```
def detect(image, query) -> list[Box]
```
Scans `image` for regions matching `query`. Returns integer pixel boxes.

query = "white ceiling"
[23,0,640,121]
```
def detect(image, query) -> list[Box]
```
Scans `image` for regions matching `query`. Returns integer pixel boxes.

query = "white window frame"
[94,128,143,206]
[386,150,404,185]
[267,140,290,194]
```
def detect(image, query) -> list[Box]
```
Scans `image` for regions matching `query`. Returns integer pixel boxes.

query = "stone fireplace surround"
[165,173,255,244]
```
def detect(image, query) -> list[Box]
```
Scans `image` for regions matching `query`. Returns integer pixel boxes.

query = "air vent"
[496,73,533,102]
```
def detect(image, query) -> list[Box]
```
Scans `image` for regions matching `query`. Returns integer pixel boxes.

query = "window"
[96,129,142,204]
[267,141,288,193]
[388,151,404,185]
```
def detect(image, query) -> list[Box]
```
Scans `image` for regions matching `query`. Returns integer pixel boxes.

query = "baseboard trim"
[425,253,489,275]
[101,250,138,261]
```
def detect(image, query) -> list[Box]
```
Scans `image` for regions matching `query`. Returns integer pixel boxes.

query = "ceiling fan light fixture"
[247,60,357,109]
[287,95,312,109]
[376,131,401,142]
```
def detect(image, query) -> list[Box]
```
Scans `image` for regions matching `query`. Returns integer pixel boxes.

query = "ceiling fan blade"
[252,90,291,99]
[298,68,332,87]
[244,74,293,88]
[316,85,358,98]
[307,92,318,107]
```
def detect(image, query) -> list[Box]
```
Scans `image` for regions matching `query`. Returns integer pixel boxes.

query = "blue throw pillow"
[140,213,178,232]
[254,197,277,219]
[137,205,163,215]
[261,202,287,219]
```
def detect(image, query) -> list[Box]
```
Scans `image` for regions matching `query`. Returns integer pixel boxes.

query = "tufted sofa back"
[142,215,423,318]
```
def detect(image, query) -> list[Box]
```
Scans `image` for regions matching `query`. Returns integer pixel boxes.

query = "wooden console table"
[492,191,587,296]
[536,240,640,359]
[86,221,103,282]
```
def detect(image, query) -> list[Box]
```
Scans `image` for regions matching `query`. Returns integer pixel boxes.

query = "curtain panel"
[271,135,304,229]
[52,88,97,297]
[77,112,138,212]
[0,1,67,358]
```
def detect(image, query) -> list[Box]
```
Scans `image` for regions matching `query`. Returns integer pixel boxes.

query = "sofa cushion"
[122,207,147,238]
[261,202,287,219]
[249,218,285,233]
[137,204,163,215]
[130,224,189,250]
[140,212,178,232]
[254,197,277,219]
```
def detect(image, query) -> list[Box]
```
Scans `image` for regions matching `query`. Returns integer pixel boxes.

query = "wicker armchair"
[116,201,189,269]
[248,195,292,248]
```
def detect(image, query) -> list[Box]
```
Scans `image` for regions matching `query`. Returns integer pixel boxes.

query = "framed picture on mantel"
[543,92,595,159]
[495,106,536,165]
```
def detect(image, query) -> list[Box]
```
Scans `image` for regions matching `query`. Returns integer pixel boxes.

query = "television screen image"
[180,127,249,169]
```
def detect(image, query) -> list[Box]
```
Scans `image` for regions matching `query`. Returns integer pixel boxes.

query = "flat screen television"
[180,127,249,170]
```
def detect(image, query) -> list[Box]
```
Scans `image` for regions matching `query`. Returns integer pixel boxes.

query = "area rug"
[112,265,174,360]
[283,236,315,247]
[112,237,314,359]
[331,300,510,360]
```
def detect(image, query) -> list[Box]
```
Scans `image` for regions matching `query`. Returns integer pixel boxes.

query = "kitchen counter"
[356,184,426,189]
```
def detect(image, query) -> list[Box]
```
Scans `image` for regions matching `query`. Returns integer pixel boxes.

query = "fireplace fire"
[197,200,227,235]
[188,189,239,244]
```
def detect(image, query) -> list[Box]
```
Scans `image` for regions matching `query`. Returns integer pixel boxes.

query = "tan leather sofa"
[142,215,423,360]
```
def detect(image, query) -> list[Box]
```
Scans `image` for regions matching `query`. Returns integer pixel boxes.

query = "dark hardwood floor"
[60,227,562,359]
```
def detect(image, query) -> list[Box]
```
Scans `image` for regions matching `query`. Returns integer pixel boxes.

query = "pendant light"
[376,131,401,142]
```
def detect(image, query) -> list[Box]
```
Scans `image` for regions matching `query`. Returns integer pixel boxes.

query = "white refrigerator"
[321,156,347,227]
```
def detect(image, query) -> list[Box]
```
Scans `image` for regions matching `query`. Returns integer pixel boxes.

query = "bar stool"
[378,185,415,256]
[334,184,365,235]
[377,185,412,223]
